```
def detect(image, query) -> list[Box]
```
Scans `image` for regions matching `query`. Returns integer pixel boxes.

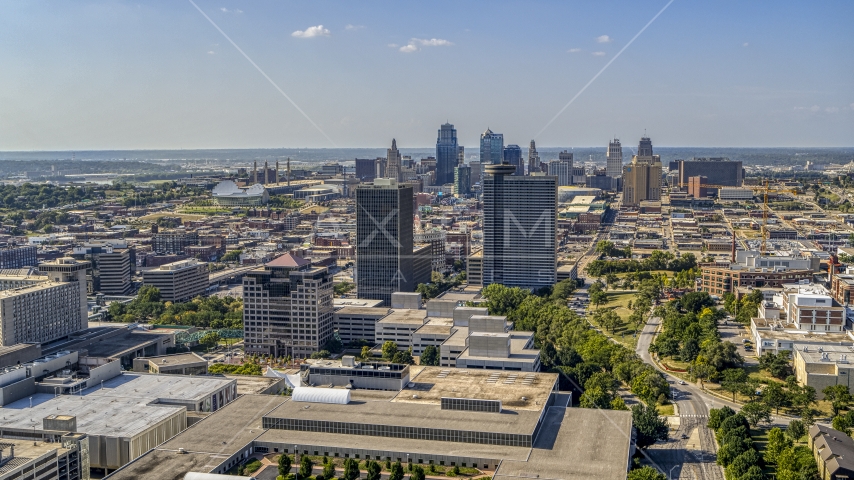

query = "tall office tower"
[558,150,573,169]
[638,136,654,157]
[355,158,377,181]
[375,157,387,179]
[456,145,465,166]
[37,257,90,333]
[677,158,744,187]
[622,136,663,207]
[527,140,541,174]
[356,179,429,306]
[469,161,482,186]
[0,245,37,269]
[72,242,133,294]
[482,164,557,290]
[454,165,472,196]
[548,158,573,186]
[242,253,334,359]
[386,139,402,182]
[606,138,623,178]
[435,123,458,185]
[142,258,208,302]
[479,129,504,165]
[503,145,524,176]
[0,258,89,346]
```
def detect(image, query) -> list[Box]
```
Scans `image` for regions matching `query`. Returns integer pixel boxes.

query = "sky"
[1,0,852,151]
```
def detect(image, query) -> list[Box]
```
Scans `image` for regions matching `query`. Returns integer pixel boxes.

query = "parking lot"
[717,317,758,365]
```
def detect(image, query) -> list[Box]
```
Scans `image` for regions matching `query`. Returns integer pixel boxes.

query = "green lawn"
[657,403,675,416]
[587,291,640,349]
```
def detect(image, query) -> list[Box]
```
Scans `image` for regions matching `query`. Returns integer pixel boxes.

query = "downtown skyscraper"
[386,139,402,182]
[622,136,663,207]
[435,123,458,185]
[606,138,623,179]
[480,128,504,165]
[527,139,541,174]
[355,179,429,306]
[481,164,557,290]
[503,144,523,176]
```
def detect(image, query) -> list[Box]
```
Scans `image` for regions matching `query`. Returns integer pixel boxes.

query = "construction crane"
[676,181,800,253]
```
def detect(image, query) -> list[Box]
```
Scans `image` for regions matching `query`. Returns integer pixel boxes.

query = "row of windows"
[263,418,531,447]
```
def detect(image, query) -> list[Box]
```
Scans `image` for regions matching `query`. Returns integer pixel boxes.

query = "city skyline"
[0,1,852,150]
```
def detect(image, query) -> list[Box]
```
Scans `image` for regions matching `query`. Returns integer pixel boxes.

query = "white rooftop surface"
[0,373,232,439]
[0,393,183,439]
[93,373,233,402]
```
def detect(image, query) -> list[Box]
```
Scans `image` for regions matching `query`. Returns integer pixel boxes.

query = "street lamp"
[295,445,299,480]
[669,465,678,480]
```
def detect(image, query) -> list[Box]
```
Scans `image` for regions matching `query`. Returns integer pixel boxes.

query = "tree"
[391,348,414,365]
[787,419,807,443]
[776,446,820,480]
[342,458,360,480]
[278,454,292,478]
[410,465,425,480]
[323,460,335,479]
[832,411,854,436]
[388,461,404,480]
[200,331,221,349]
[420,345,439,366]
[762,381,790,415]
[707,406,736,430]
[759,351,793,379]
[765,427,793,464]
[360,345,372,360]
[626,466,666,480]
[137,285,161,303]
[550,279,577,301]
[823,384,852,416]
[299,454,313,478]
[740,402,772,428]
[365,460,382,480]
[631,404,669,449]
[381,341,398,361]
[721,369,748,402]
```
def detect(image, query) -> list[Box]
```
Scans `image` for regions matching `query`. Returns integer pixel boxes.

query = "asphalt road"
[637,317,725,480]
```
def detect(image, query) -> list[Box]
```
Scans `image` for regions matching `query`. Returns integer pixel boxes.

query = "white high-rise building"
[606,138,623,178]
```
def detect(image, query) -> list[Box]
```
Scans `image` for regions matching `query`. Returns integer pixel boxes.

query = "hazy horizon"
[2,1,852,150]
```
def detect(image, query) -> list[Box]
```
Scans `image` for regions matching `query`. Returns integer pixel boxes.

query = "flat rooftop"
[92,373,234,403]
[495,407,632,480]
[224,374,290,396]
[377,309,427,325]
[81,330,170,358]
[415,318,455,335]
[795,343,854,364]
[107,395,289,480]
[334,306,390,316]
[435,292,481,303]
[141,352,207,366]
[0,438,74,476]
[0,393,184,439]
[264,395,542,436]
[391,367,556,412]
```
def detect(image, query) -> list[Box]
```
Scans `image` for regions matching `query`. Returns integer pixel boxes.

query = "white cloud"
[345,24,365,30]
[387,43,399,48]
[591,51,606,56]
[220,7,242,13]
[826,107,840,113]
[568,48,582,53]
[412,38,453,47]
[811,105,820,112]
[596,35,612,43]
[207,50,215,55]
[397,38,453,53]
[291,25,330,38]
[742,42,749,47]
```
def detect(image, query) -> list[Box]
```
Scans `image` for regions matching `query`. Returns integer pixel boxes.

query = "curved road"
[637,317,725,480]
